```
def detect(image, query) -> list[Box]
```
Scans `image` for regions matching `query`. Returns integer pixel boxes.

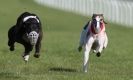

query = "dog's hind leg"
[8,26,16,51]
[8,40,15,51]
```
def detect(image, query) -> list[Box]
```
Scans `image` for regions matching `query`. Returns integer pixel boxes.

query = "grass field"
[0,0,133,80]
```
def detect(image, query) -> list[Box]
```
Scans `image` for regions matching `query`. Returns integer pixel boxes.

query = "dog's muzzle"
[28,31,39,45]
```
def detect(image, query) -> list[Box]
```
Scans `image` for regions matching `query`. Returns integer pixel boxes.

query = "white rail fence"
[35,0,133,27]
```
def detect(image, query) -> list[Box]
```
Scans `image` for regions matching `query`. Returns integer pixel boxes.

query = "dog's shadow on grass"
[49,67,77,72]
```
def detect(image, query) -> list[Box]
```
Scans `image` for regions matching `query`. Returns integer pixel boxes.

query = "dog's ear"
[103,16,108,24]
[100,14,107,24]
[100,14,104,19]
[93,14,96,16]
[92,14,96,19]
[103,21,107,24]
[92,14,96,20]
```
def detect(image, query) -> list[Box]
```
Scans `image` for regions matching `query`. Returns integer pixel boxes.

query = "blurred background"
[0,0,132,80]
[35,0,133,27]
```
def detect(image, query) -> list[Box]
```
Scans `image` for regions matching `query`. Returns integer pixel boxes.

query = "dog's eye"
[93,19,96,21]
[92,19,97,22]
[100,19,103,21]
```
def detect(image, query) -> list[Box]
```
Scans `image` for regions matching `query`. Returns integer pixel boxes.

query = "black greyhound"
[8,12,43,62]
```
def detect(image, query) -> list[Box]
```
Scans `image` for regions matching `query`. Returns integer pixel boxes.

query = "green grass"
[0,0,133,80]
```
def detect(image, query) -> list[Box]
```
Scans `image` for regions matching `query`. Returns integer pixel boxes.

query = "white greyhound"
[78,14,108,72]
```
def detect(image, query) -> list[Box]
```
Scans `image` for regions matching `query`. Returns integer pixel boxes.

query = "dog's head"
[23,16,40,45]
